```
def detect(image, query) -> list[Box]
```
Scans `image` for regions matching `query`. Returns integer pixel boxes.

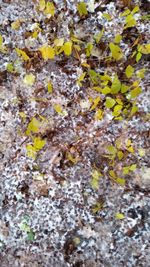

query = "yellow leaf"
[81,62,90,68]
[26,117,40,135]
[19,112,26,122]
[66,153,78,164]
[0,35,3,46]
[138,148,145,157]
[53,104,63,114]
[116,177,125,186]
[39,45,55,60]
[90,169,102,190]
[54,38,64,47]
[127,146,134,153]
[138,44,150,55]
[131,5,140,15]
[26,144,37,159]
[77,2,88,16]
[109,170,116,178]
[23,74,35,86]
[47,81,53,93]
[115,213,125,220]
[136,69,145,79]
[15,48,30,61]
[44,2,55,16]
[63,41,72,56]
[32,31,38,39]
[94,109,103,120]
[39,0,46,11]
[125,65,134,78]
[11,20,21,30]
[121,9,131,17]
[109,43,123,60]
[33,137,46,151]
[107,145,117,155]
[117,151,124,160]
[90,96,101,110]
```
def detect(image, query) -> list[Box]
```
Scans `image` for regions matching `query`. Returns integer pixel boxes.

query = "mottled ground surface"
[0,0,150,266]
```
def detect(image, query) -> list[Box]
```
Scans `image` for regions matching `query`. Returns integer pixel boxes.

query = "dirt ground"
[0,0,150,266]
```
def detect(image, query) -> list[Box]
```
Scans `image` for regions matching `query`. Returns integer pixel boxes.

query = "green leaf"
[130,87,141,98]
[125,65,134,78]
[101,86,111,94]
[114,34,122,44]
[136,52,142,62]
[121,9,131,17]
[107,145,117,155]
[89,69,100,84]
[136,69,145,79]
[77,72,86,86]
[6,63,14,73]
[94,28,104,44]
[121,84,129,93]
[111,76,121,94]
[86,42,93,57]
[105,97,116,108]
[90,169,102,190]
[103,13,111,21]
[77,2,88,16]
[113,105,122,117]
[125,14,136,28]
[27,230,35,241]
[131,105,138,115]
[20,222,31,232]
[109,43,123,60]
